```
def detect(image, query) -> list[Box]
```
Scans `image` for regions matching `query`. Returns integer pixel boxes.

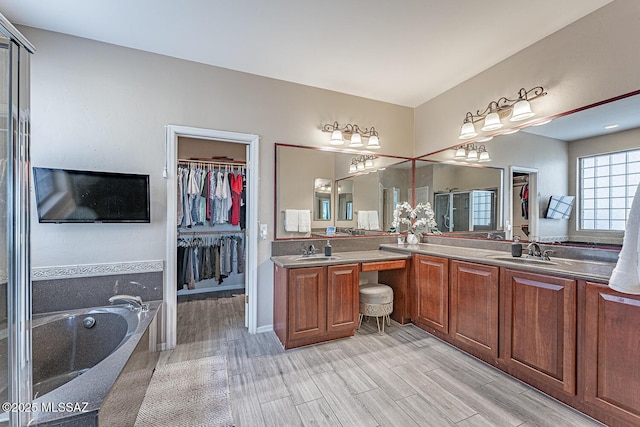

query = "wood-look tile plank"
[312,371,378,427]
[395,393,456,426]
[456,414,496,427]
[353,352,416,400]
[425,368,525,427]
[296,398,342,427]
[261,396,304,427]
[249,356,292,404]
[274,354,323,405]
[229,372,266,427]
[357,388,420,427]
[392,364,477,423]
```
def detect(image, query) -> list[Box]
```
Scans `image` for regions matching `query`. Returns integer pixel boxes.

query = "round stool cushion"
[359,283,393,305]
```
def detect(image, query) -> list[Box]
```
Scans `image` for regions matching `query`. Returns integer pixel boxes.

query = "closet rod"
[178,229,245,235]
[178,158,245,167]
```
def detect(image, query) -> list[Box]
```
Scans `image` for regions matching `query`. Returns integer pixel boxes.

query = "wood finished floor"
[156,294,603,427]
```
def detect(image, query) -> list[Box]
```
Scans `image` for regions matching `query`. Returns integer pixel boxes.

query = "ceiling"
[0,0,613,108]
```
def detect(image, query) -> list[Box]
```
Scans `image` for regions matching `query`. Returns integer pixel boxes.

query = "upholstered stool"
[358,283,394,334]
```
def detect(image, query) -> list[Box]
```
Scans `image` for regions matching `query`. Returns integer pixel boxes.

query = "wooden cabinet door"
[584,281,640,425]
[450,260,499,359]
[413,255,449,333]
[502,269,576,394]
[326,264,359,333]
[287,267,327,341]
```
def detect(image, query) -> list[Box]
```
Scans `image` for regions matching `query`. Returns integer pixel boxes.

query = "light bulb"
[349,133,363,147]
[367,134,380,149]
[510,100,535,121]
[459,121,477,140]
[330,130,344,145]
[481,112,503,131]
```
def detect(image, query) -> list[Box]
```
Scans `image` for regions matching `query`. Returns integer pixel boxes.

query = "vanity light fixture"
[458,86,547,140]
[453,143,491,162]
[349,155,377,174]
[349,159,358,174]
[321,122,381,149]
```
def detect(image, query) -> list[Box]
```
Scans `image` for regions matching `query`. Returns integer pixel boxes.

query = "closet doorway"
[164,125,259,350]
[508,166,538,242]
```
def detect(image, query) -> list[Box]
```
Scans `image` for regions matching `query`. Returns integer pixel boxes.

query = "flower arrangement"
[391,201,439,236]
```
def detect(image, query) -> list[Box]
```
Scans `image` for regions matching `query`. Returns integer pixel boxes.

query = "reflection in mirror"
[336,179,353,221]
[415,160,503,238]
[275,143,412,239]
[313,178,332,221]
[420,91,640,247]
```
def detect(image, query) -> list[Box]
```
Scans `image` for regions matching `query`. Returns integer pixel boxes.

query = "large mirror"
[420,91,640,246]
[275,144,412,239]
[415,160,504,238]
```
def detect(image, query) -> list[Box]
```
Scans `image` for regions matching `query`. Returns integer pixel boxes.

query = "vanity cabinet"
[412,254,449,334]
[273,263,359,349]
[450,260,499,360]
[501,269,577,395]
[584,281,640,426]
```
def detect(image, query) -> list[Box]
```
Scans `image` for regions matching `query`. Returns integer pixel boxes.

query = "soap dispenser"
[324,240,332,256]
[511,236,522,257]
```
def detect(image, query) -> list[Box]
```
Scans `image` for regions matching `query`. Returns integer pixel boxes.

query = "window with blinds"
[579,149,640,231]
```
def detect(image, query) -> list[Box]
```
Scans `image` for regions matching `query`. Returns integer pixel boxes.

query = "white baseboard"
[256,324,274,334]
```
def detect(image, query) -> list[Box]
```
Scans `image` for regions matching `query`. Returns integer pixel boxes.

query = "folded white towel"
[298,210,311,233]
[609,183,640,294]
[368,210,380,230]
[357,211,369,230]
[284,209,299,232]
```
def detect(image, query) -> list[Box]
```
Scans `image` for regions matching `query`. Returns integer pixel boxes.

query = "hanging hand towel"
[298,210,311,233]
[358,211,370,230]
[284,209,299,232]
[367,210,380,230]
[609,183,640,294]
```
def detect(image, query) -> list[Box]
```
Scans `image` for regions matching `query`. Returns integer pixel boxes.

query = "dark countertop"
[271,249,411,268]
[381,243,615,283]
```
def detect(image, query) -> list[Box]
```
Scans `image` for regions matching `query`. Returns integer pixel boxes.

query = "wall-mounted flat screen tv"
[545,195,575,219]
[33,167,150,223]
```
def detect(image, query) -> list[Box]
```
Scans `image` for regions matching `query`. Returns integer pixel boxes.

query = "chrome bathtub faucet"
[109,294,148,312]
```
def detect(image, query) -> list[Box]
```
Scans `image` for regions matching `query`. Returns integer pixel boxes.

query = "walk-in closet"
[176,137,247,298]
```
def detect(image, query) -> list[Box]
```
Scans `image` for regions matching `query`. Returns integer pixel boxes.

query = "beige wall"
[414,0,640,158]
[22,26,414,331]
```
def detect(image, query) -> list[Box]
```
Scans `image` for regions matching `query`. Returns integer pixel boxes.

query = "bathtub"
[1,301,160,426]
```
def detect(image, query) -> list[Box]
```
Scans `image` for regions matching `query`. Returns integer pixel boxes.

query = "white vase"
[406,233,419,244]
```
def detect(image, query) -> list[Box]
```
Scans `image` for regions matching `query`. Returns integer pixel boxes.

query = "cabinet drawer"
[361,259,406,271]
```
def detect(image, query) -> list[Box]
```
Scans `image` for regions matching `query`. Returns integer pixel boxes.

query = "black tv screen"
[33,167,150,223]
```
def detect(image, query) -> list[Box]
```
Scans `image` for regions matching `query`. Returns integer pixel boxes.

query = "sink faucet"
[526,242,542,258]
[542,249,554,261]
[109,294,148,311]
[300,244,319,257]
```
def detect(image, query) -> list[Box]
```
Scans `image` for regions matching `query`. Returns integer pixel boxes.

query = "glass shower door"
[0,21,34,427]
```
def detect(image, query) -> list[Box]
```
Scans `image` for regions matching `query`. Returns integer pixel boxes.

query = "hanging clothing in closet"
[176,234,245,290]
[177,164,245,228]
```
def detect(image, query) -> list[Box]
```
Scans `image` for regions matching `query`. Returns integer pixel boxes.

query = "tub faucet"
[109,295,148,312]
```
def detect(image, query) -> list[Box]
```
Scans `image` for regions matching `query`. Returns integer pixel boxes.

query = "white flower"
[392,201,438,234]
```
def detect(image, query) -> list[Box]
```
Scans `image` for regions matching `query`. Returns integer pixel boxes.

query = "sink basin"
[293,255,342,262]
[486,255,559,266]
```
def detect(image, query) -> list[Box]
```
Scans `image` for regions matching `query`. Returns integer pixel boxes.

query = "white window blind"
[580,149,640,231]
